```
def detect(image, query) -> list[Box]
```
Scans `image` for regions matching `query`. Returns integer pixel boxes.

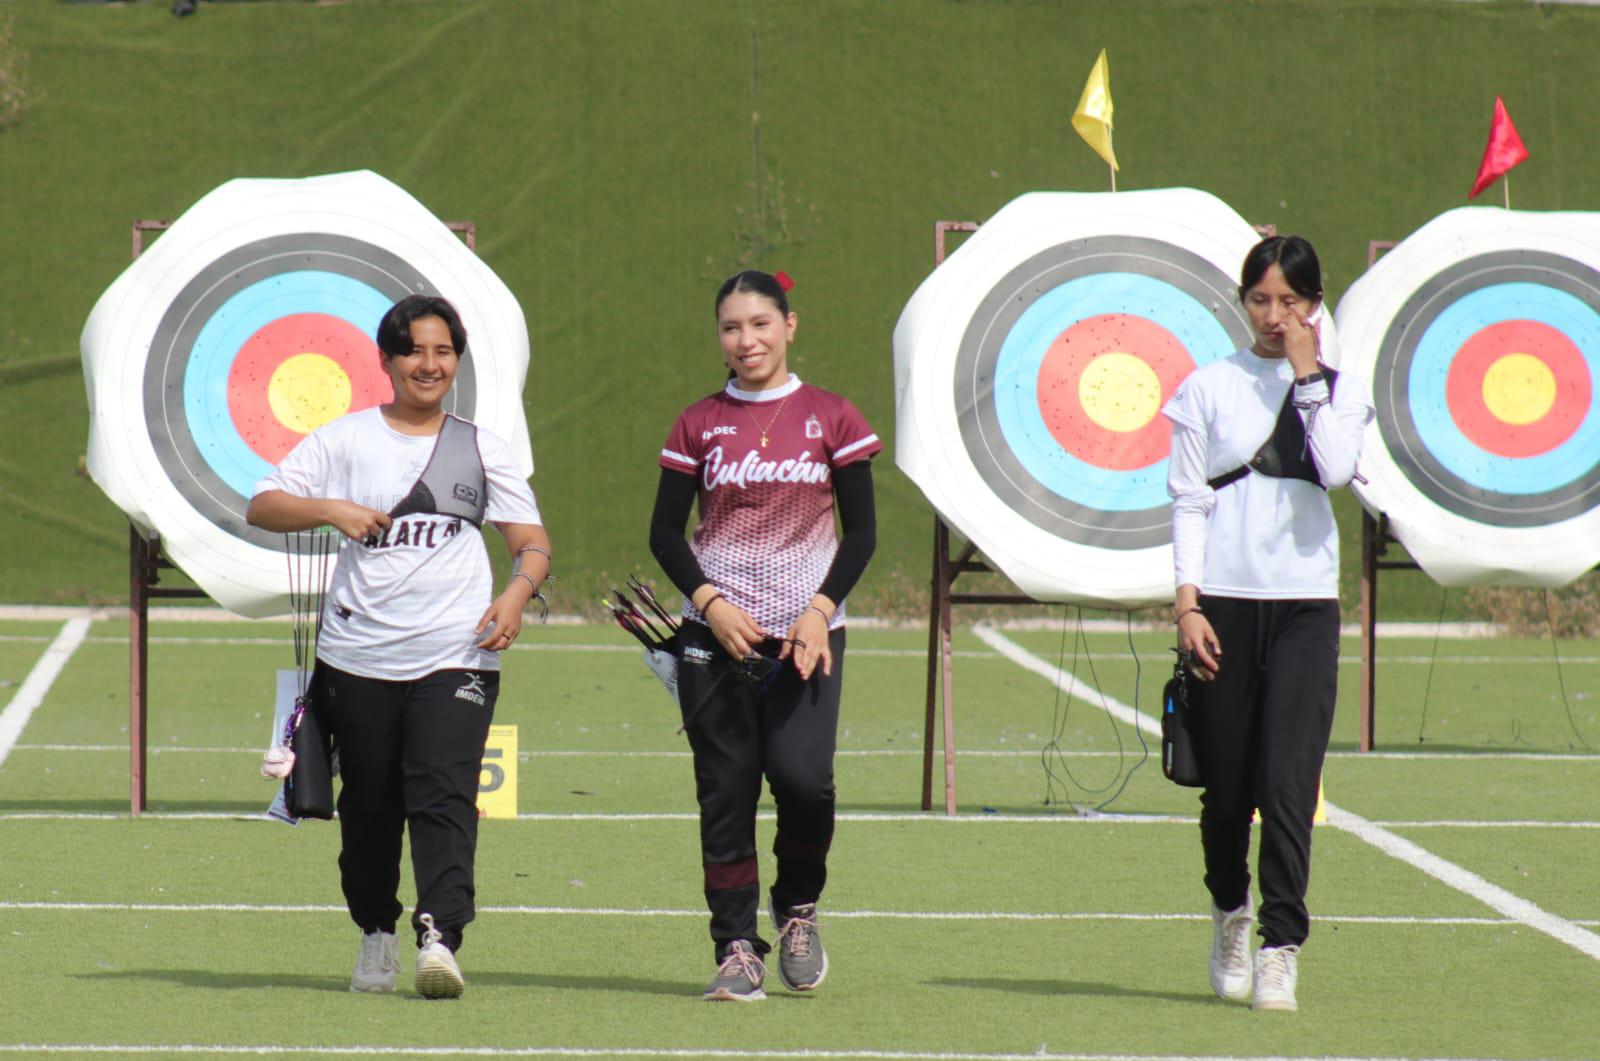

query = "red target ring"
[1037,313,1191,470]
[226,313,392,464]
[1444,319,1590,458]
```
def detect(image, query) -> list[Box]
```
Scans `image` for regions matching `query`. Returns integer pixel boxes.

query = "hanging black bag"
[284,695,335,819]
[1162,650,1204,787]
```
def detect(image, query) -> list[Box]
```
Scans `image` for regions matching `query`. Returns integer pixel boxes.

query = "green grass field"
[4,1,1600,617]
[2,612,1597,1058]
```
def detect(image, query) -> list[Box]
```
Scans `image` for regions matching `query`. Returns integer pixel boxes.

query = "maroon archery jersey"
[659,377,881,634]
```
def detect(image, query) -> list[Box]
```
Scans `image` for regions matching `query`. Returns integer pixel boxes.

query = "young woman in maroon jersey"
[649,269,879,1001]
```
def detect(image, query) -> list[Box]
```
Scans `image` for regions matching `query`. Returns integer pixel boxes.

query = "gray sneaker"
[350,930,398,993]
[1209,899,1254,1002]
[771,900,828,991]
[414,913,465,1000]
[704,940,766,1002]
[1252,944,1300,1011]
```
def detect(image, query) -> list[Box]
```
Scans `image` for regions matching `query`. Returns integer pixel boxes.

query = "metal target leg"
[921,518,943,812]
[1360,510,1379,753]
[129,524,149,817]
[937,520,958,816]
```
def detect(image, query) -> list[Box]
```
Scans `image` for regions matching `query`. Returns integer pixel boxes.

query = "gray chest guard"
[387,415,489,527]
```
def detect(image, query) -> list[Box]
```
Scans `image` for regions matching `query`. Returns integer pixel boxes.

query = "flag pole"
[1108,128,1117,192]
[1503,175,1511,210]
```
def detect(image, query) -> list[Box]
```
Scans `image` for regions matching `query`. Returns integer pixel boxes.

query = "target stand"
[920,222,1041,814]
[1353,239,1414,753]
[123,216,478,816]
[1350,233,1600,751]
[912,210,1281,815]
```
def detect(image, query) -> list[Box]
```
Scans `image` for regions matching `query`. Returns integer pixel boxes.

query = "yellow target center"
[1078,352,1162,432]
[1482,353,1557,425]
[268,353,353,435]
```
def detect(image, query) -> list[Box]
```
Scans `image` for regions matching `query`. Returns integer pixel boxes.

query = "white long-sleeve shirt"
[1162,349,1374,599]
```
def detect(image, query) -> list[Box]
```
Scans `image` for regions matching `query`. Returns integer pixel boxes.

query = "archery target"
[894,190,1264,606]
[82,171,533,617]
[1337,207,1600,587]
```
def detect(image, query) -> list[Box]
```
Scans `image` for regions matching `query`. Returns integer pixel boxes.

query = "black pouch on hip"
[285,697,335,820]
[1161,651,1203,787]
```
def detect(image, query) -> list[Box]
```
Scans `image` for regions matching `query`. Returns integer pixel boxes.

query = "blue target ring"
[1407,283,1600,495]
[954,236,1255,548]
[185,271,393,497]
[994,272,1234,511]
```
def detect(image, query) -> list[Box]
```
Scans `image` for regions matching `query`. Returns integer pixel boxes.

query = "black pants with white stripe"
[1187,596,1340,948]
[310,662,497,952]
[674,620,845,961]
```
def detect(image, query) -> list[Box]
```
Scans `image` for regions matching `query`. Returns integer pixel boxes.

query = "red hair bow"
[774,270,795,292]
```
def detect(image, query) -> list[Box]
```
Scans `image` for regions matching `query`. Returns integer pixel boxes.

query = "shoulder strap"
[387,415,489,526]
[1205,368,1339,492]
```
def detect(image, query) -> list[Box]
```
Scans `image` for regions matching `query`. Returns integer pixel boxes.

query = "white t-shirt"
[1162,349,1373,600]
[254,407,542,680]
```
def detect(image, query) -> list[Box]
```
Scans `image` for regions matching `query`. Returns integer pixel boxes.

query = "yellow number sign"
[477,725,518,819]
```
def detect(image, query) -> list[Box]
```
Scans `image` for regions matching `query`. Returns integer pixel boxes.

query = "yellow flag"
[1071,49,1118,171]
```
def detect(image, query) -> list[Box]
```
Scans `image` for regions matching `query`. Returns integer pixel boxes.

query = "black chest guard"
[1207,368,1339,492]
[387,415,489,527]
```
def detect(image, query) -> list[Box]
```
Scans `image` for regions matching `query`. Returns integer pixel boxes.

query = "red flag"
[1469,96,1530,199]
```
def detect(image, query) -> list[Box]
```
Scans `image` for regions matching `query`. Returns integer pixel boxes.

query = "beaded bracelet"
[1173,605,1204,624]
[700,591,727,615]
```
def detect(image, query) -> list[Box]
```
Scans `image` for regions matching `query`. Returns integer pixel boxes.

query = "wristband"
[1295,371,1325,387]
[805,604,832,625]
[1173,605,1203,624]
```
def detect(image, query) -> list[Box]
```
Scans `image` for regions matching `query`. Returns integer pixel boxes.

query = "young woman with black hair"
[1162,235,1373,1012]
[649,270,879,1001]
[248,294,551,1000]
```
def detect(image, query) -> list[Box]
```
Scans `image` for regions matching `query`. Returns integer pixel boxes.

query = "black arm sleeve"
[648,468,709,600]
[817,460,877,605]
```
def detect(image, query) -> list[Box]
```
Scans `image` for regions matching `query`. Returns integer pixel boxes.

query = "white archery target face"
[893,189,1264,606]
[81,170,533,617]
[1337,207,1600,587]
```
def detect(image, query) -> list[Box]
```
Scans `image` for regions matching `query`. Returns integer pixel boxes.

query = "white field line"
[6,630,1593,665]
[0,1048,1526,1061]
[0,618,90,769]
[14,742,1600,764]
[3,899,1588,930]
[4,809,1596,831]
[0,601,1517,637]
[974,625,1600,963]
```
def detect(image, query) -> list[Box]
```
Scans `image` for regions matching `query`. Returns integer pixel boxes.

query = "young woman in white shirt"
[248,295,551,1000]
[1162,236,1373,1013]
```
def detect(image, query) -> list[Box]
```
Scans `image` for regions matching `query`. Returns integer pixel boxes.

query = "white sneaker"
[350,930,398,993]
[1252,945,1300,1011]
[1208,899,1254,1001]
[414,913,465,999]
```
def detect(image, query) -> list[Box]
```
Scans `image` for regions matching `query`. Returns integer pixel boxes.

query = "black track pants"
[1187,596,1339,948]
[674,621,844,961]
[311,662,497,952]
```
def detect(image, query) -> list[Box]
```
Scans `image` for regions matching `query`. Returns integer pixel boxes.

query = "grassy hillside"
[1,0,1596,619]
